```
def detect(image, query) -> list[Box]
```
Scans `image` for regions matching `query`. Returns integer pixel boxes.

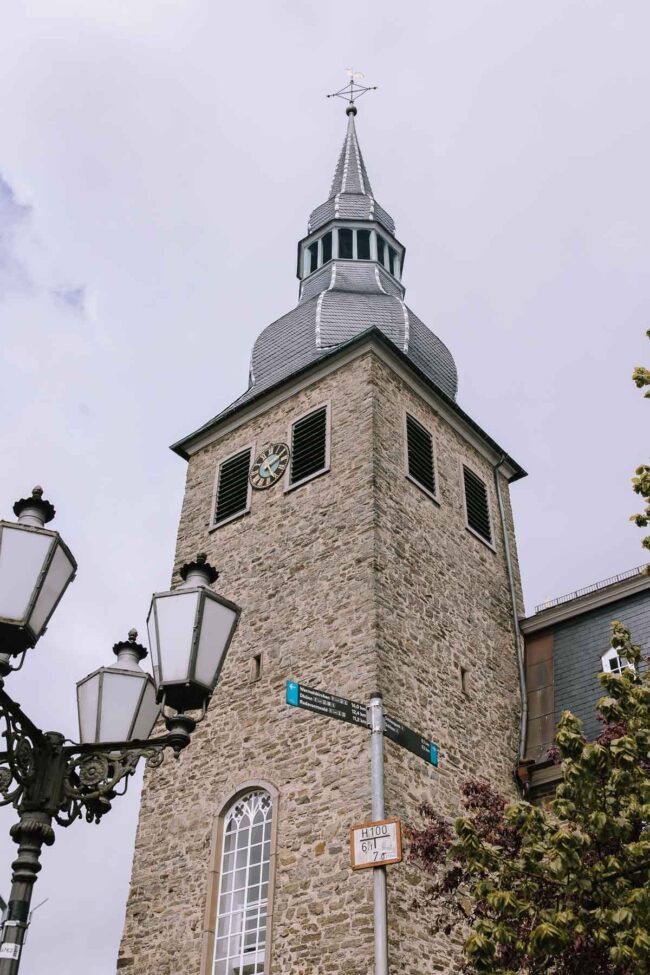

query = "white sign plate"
[0,943,21,960]
[350,817,402,870]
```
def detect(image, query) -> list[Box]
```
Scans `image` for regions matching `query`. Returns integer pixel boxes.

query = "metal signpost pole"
[286,679,439,975]
[368,693,388,975]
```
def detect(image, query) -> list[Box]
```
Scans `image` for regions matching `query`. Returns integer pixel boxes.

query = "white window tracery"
[213,790,273,975]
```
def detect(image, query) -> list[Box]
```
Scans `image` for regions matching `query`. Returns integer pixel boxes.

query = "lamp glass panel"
[131,679,160,740]
[154,590,200,683]
[98,670,149,743]
[146,603,160,685]
[0,526,52,622]
[77,673,100,743]
[194,596,238,688]
[29,541,75,636]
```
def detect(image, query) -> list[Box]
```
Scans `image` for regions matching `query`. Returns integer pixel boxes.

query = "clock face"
[249,442,291,490]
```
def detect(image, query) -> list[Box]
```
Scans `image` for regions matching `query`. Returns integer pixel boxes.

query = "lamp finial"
[113,630,147,661]
[180,553,219,586]
[13,487,56,525]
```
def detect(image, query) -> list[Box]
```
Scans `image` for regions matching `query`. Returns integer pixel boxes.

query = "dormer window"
[601,647,634,676]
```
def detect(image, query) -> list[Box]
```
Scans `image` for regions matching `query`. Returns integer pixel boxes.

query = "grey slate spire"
[186,110,459,434]
[308,111,396,236]
[330,113,373,195]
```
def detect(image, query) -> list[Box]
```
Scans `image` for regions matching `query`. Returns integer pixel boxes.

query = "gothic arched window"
[212,789,273,975]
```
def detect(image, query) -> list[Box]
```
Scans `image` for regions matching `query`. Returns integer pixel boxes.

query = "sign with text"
[0,944,21,960]
[350,817,403,870]
[384,714,439,767]
[286,682,368,728]
[285,682,439,767]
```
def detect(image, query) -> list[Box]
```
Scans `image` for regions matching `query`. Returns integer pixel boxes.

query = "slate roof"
[173,111,464,453]
[308,113,395,235]
[521,567,650,778]
[247,262,458,405]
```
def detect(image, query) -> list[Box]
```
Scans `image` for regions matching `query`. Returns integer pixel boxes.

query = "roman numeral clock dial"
[249,443,290,490]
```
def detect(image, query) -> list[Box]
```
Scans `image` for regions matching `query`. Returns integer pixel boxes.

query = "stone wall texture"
[118,349,524,974]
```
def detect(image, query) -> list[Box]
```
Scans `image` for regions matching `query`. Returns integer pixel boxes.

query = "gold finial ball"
[32,486,44,498]
[128,628,138,642]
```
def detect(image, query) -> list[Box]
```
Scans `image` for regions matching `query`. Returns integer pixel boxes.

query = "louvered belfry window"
[290,406,328,486]
[214,449,251,525]
[406,414,436,496]
[463,466,492,544]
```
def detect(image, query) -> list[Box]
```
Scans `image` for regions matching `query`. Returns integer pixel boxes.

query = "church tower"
[119,101,526,975]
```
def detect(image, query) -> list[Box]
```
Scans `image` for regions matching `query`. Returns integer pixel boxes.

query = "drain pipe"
[493,455,528,766]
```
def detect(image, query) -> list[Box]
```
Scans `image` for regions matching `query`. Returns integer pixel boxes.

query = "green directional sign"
[384,714,439,767]
[285,681,439,767]
[286,681,368,727]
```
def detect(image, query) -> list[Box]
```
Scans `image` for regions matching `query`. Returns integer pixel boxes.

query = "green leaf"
[530,921,564,953]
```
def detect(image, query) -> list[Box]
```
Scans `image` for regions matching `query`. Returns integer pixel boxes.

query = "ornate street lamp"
[147,554,240,713]
[0,488,76,658]
[0,490,240,975]
[76,629,160,744]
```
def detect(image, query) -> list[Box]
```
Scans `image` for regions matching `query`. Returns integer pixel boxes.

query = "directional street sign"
[350,818,403,870]
[285,679,437,975]
[384,714,439,767]
[286,681,439,766]
[285,681,368,728]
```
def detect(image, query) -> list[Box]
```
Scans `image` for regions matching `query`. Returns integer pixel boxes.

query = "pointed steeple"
[308,109,396,236]
[328,111,374,198]
[171,101,460,458]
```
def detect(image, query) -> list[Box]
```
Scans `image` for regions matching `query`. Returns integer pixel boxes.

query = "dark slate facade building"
[520,565,650,799]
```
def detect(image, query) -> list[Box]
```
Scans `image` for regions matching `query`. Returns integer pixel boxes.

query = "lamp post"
[0,489,240,974]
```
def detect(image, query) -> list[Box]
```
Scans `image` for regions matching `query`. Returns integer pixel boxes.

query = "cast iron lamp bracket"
[0,681,197,827]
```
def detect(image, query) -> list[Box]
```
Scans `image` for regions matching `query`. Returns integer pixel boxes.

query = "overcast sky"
[1,2,649,972]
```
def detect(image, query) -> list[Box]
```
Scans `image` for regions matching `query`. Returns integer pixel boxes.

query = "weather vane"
[327,69,377,115]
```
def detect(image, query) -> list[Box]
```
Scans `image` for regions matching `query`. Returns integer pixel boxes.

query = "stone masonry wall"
[119,354,381,975]
[118,348,525,974]
[368,356,524,974]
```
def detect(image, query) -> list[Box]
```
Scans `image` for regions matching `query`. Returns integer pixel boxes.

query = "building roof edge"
[521,570,650,633]
[170,327,527,481]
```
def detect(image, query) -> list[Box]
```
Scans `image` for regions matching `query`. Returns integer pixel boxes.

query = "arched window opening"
[213,790,273,975]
